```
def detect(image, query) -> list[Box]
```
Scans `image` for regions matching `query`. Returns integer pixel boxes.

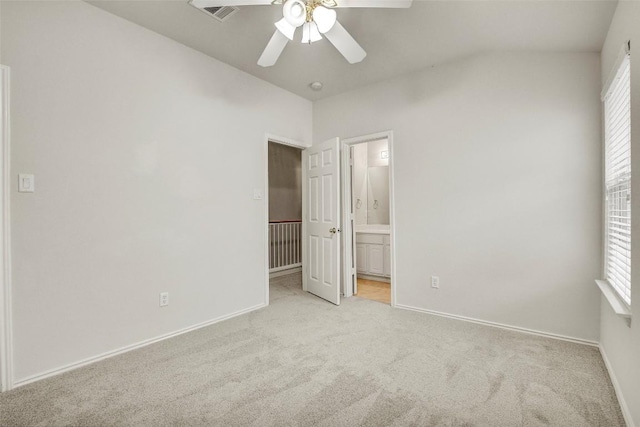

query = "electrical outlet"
[431,276,440,289]
[159,292,169,307]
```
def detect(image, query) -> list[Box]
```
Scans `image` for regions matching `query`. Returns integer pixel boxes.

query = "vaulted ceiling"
[88,0,617,100]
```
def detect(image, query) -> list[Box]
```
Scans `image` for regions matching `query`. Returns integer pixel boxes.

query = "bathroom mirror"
[352,138,390,226]
[366,166,390,225]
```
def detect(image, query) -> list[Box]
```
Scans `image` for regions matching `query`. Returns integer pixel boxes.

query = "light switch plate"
[253,189,263,200]
[431,276,440,289]
[18,174,35,193]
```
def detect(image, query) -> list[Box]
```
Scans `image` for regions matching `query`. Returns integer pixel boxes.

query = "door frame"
[263,134,309,305]
[341,131,397,306]
[0,65,12,392]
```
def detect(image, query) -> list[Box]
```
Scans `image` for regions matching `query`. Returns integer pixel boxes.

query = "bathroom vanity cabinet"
[355,232,391,279]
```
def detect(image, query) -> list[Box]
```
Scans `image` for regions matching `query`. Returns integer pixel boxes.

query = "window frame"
[602,42,632,308]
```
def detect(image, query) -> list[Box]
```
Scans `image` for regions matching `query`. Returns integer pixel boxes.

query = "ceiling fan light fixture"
[275,17,296,40]
[312,6,337,34]
[321,0,338,7]
[283,0,307,28]
[302,21,322,44]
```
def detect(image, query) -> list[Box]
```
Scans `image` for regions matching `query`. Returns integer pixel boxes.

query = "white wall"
[315,52,603,342]
[599,2,640,425]
[1,1,311,383]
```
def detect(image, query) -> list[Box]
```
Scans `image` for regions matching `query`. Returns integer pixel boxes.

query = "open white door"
[302,138,341,305]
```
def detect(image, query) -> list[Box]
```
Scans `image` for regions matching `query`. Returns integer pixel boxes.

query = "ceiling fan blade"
[258,30,289,67]
[333,0,412,8]
[323,21,366,64]
[189,0,272,8]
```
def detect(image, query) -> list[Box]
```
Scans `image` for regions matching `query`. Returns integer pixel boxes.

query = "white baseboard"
[394,303,598,347]
[599,345,635,427]
[11,303,266,389]
[269,267,302,278]
[357,274,390,283]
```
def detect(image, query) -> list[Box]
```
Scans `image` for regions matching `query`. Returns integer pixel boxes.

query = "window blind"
[604,51,631,306]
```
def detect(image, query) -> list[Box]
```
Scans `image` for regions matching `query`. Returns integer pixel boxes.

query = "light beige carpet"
[0,272,624,426]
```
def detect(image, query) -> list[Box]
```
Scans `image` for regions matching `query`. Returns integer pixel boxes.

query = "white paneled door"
[303,138,341,305]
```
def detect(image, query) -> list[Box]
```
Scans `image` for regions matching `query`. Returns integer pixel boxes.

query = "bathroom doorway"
[341,132,395,306]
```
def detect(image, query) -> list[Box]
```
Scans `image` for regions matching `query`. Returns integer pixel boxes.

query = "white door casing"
[342,144,357,297]
[0,65,12,392]
[341,131,396,306]
[302,138,341,305]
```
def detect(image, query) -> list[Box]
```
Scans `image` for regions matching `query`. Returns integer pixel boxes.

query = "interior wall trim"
[11,303,266,389]
[0,65,13,392]
[269,267,302,279]
[395,303,599,347]
[600,344,636,427]
[356,274,390,283]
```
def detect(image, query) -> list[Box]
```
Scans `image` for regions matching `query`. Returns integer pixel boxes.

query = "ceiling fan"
[190,0,413,67]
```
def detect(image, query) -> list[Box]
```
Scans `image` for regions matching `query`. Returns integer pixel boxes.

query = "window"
[603,46,631,306]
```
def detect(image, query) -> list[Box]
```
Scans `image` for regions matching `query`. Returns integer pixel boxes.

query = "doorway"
[264,136,342,307]
[265,137,306,304]
[341,132,396,306]
[264,133,395,308]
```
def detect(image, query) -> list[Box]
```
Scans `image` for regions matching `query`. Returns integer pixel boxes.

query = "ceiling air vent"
[190,1,240,22]
[204,6,239,21]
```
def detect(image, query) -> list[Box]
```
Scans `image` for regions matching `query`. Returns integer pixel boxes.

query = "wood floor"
[355,278,391,305]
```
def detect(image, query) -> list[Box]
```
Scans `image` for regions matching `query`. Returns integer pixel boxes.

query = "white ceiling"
[88,0,617,100]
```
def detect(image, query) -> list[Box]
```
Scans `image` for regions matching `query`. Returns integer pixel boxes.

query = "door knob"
[329,227,338,234]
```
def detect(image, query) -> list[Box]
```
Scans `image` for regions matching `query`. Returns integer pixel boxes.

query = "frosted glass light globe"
[302,22,322,44]
[283,0,306,28]
[312,6,337,34]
